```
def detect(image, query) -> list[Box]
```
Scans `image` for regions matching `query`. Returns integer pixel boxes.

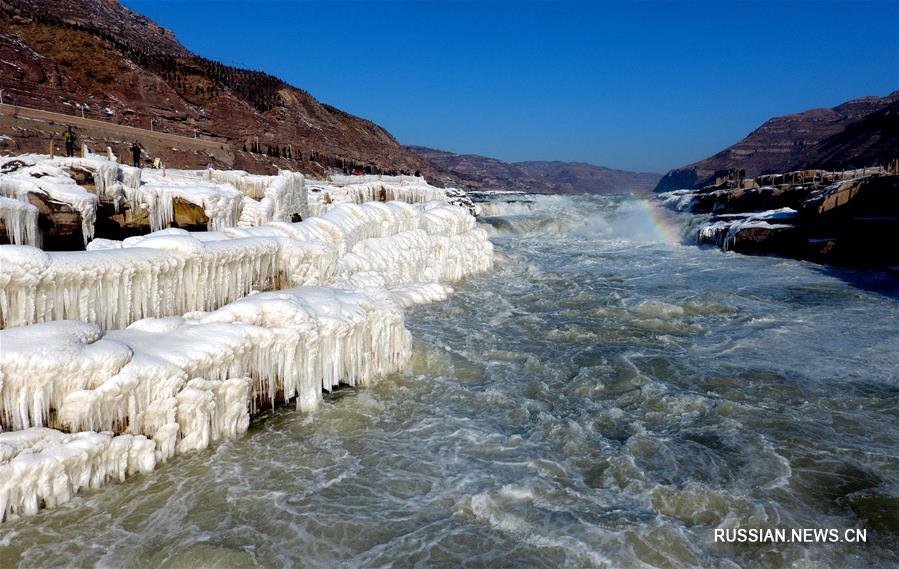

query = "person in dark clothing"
[130,142,142,168]
[63,126,77,157]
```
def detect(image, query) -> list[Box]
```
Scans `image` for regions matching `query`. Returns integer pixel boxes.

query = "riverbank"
[3,194,896,568]
[659,167,899,267]
[0,170,493,522]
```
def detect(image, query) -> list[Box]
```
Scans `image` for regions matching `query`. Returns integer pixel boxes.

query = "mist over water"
[3,195,898,568]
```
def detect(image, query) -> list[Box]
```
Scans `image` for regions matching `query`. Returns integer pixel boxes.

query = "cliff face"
[655,91,899,192]
[0,0,439,177]
[797,99,899,172]
[409,146,660,194]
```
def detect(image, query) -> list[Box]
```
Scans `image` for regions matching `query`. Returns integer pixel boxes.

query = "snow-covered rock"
[696,208,801,254]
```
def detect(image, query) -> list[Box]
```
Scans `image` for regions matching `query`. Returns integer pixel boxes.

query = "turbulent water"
[3,194,898,568]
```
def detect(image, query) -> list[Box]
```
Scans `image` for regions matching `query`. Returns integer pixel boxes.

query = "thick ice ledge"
[0,194,492,522]
[1,201,490,329]
[0,282,459,522]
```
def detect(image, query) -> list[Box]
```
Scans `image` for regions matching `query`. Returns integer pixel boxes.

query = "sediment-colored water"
[2,194,897,568]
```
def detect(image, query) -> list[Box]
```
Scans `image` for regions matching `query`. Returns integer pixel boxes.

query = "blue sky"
[124,1,898,173]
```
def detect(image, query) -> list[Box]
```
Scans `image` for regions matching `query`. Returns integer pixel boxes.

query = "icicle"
[0,197,495,523]
[0,429,156,522]
[0,197,39,246]
[1,200,490,330]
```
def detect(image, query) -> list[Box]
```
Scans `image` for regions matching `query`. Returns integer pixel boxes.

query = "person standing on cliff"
[130,142,142,168]
[63,126,77,157]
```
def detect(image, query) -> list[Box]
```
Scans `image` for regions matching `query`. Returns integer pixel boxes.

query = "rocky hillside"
[409,146,660,194]
[0,0,439,177]
[655,91,899,192]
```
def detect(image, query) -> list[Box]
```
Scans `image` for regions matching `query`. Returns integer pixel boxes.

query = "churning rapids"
[2,194,898,568]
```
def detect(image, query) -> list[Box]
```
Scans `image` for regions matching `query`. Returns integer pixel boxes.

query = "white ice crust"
[0,155,473,250]
[0,156,308,242]
[1,201,489,328]
[0,189,492,522]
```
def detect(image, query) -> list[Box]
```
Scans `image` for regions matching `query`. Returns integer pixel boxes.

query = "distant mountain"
[655,91,899,192]
[0,0,438,177]
[409,147,660,194]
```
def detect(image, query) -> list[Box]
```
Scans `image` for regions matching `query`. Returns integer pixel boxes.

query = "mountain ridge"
[654,90,899,192]
[0,0,441,178]
[408,146,661,194]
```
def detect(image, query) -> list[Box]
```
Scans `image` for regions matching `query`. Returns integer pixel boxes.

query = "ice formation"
[306,179,470,216]
[52,156,133,203]
[0,428,157,521]
[0,158,98,244]
[658,189,699,212]
[0,282,465,521]
[0,218,490,519]
[206,169,307,222]
[0,156,313,245]
[0,158,493,521]
[0,196,39,246]
[0,237,280,329]
[0,154,479,251]
[137,169,308,231]
[1,201,491,329]
[697,208,798,251]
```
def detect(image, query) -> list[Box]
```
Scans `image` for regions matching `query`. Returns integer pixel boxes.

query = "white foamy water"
[2,194,898,568]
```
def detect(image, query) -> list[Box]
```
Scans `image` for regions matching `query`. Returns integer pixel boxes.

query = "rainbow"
[631,197,684,246]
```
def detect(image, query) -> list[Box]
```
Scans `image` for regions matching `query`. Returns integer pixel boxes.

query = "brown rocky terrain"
[666,167,899,267]
[655,91,899,192]
[0,0,441,178]
[1,0,663,193]
[408,146,660,194]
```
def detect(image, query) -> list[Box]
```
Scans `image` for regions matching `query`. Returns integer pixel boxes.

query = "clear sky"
[123,1,898,173]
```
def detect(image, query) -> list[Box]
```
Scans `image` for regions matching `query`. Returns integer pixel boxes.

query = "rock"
[96,198,209,239]
[689,184,813,214]
[172,198,210,230]
[696,209,803,258]
[800,175,899,266]
[445,187,479,216]
[727,223,803,257]
[670,173,899,267]
[654,91,899,193]
[26,192,84,250]
[805,237,841,263]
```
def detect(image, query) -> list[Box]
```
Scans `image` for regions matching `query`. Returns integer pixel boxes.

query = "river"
[2,194,897,568]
